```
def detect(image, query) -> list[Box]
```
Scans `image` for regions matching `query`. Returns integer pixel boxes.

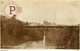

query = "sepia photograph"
[0,0,80,49]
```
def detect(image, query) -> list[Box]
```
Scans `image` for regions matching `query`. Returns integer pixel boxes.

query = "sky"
[0,0,80,25]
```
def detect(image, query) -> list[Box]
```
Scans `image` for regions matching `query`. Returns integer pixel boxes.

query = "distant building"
[43,20,58,26]
[43,20,51,26]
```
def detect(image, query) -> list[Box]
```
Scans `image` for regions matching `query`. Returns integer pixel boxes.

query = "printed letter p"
[9,6,15,14]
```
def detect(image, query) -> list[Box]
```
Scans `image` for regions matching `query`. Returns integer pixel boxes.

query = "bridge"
[24,26,79,29]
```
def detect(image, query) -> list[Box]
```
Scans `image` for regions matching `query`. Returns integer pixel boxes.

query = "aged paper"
[0,0,80,49]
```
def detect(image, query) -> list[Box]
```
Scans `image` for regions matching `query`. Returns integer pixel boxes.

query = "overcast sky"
[0,0,80,25]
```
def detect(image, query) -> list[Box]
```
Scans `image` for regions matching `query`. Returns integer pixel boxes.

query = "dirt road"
[12,41,44,49]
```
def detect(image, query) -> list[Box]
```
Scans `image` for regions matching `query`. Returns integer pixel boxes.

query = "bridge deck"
[24,26,79,28]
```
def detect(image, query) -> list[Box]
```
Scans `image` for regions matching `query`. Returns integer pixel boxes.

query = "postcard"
[0,0,80,49]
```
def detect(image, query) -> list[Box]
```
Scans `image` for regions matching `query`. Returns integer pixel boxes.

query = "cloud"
[1,0,80,25]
